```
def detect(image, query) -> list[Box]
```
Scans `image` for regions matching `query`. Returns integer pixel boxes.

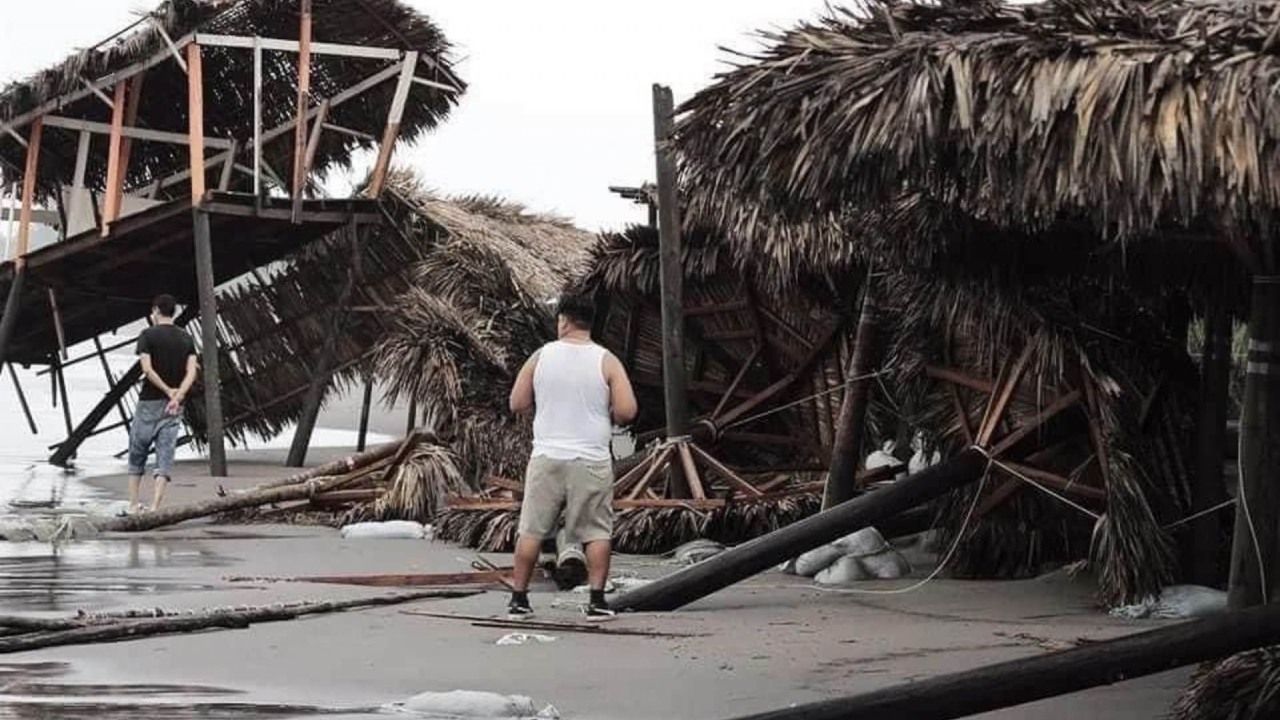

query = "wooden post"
[822,275,878,510]
[0,268,26,366]
[357,372,373,452]
[287,264,355,467]
[186,43,206,204]
[652,83,690,498]
[1229,274,1280,608]
[53,356,74,445]
[93,336,131,430]
[100,81,127,236]
[726,601,1280,720]
[290,0,313,223]
[612,449,989,612]
[253,36,262,199]
[112,72,146,220]
[367,51,418,197]
[9,364,38,434]
[46,288,67,360]
[192,209,227,477]
[406,395,418,435]
[1189,295,1232,586]
[16,117,42,257]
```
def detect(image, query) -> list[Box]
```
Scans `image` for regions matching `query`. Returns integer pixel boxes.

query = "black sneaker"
[582,599,615,621]
[507,598,534,620]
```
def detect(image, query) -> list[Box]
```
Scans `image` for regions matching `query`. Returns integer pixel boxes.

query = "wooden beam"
[977,341,1035,447]
[690,443,764,496]
[411,76,461,93]
[192,209,226,476]
[16,117,42,259]
[926,365,995,394]
[290,0,314,223]
[652,83,690,449]
[367,52,418,197]
[46,288,67,360]
[113,72,146,218]
[626,446,674,500]
[149,16,188,72]
[99,82,127,236]
[253,36,262,197]
[42,116,234,149]
[985,390,1084,459]
[186,43,206,204]
[823,276,879,510]
[678,443,706,500]
[321,122,376,142]
[713,345,761,420]
[71,131,91,190]
[193,33,403,60]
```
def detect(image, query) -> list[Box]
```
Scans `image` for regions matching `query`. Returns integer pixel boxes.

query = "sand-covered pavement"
[0,457,1191,719]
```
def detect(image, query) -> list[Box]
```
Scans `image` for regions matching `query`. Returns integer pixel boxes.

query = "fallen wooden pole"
[249,438,409,491]
[723,601,1280,720]
[0,590,479,654]
[97,434,425,532]
[401,610,706,638]
[612,449,988,612]
[228,569,512,587]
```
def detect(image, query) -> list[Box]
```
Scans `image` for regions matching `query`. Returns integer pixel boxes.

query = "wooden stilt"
[822,274,879,510]
[9,364,38,434]
[92,336,131,430]
[49,361,141,467]
[1189,295,1232,586]
[357,371,373,452]
[1229,274,1280,609]
[53,356,73,445]
[186,43,206,204]
[406,395,418,435]
[46,288,67,359]
[690,443,763,496]
[290,0,314,223]
[652,83,690,496]
[287,261,356,467]
[101,81,127,236]
[192,209,226,477]
[0,265,26,365]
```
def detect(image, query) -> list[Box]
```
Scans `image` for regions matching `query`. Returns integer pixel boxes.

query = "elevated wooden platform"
[0,192,381,366]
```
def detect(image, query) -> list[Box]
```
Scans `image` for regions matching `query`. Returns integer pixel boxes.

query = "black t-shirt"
[136,325,196,401]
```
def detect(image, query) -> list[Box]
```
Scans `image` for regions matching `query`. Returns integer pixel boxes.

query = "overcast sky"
[0,1,828,232]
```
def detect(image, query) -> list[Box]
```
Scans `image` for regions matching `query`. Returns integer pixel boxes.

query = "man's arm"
[509,351,540,415]
[176,354,198,400]
[139,354,176,397]
[603,352,638,425]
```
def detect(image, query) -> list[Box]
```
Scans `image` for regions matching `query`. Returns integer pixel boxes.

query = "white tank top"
[531,340,612,462]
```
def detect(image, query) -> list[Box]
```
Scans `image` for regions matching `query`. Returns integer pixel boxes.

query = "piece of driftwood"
[0,590,480,654]
[228,570,512,587]
[725,600,1280,720]
[250,435,421,491]
[612,450,989,612]
[401,610,706,638]
[99,433,425,532]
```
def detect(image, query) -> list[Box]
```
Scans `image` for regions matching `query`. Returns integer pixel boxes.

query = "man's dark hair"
[556,292,595,330]
[152,294,177,319]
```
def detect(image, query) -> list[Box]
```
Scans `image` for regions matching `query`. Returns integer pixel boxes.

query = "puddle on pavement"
[0,662,367,718]
[0,538,232,611]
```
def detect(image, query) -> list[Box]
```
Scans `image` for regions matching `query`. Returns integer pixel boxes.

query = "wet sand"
[1,459,1193,719]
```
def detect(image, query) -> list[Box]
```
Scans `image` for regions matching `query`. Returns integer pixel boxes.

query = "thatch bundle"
[0,0,463,201]
[1171,646,1280,720]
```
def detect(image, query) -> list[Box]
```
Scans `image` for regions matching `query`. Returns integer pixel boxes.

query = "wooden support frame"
[46,288,67,359]
[367,51,418,197]
[194,33,404,60]
[114,72,146,218]
[16,117,43,259]
[677,443,706,500]
[625,446,675,500]
[690,443,763,496]
[977,341,1036,447]
[712,344,761,420]
[191,209,227,476]
[9,363,39,435]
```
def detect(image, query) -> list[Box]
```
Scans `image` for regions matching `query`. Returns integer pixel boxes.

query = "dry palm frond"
[1171,647,1280,720]
[345,443,465,524]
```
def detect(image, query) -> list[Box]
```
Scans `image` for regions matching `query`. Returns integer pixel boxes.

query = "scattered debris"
[1110,585,1229,620]
[401,611,708,638]
[669,539,727,565]
[496,632,558,646]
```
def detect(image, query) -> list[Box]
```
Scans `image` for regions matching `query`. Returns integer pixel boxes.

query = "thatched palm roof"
[0,0,462,200]
[676,0,1280,273]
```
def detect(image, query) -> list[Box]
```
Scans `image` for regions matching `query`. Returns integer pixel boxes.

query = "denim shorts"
[127,399,181,477]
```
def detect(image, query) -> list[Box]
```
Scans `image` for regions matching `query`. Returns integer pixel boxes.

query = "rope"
[1162,498,1237,531]
[722,369,887,431]
[984,455,1102,521]
[814,454,992,596]
[1237,415,1269,604]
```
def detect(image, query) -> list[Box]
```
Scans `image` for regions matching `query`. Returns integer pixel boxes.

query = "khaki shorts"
[517,456,614,544]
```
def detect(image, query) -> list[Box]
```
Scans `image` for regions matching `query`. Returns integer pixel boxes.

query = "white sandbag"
[339,521,429,540]
[496,632,557,646]
[865,440,907,481]
[671,539,726,565]
[908,431,942,475]
[815,555,870,585]
[833,527,889,557]
[1110,585,1228,619]
[794,543,846,577]
[859,549,912,579]
[387,689,557,717]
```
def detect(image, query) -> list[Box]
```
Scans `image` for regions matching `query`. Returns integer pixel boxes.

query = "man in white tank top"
[507,293,637,619]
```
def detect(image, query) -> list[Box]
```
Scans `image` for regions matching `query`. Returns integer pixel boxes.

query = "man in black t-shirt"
[127,294,197,513]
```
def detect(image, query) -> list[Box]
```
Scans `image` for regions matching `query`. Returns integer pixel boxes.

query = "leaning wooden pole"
[192,209,227,477]
[652,83,690,495]
[822,273,878,510]
[1229,273,1280,608]
[357,373,374,452]
[725,601,1280,720]
[1189,294,1232,585]
[612,449,989,612]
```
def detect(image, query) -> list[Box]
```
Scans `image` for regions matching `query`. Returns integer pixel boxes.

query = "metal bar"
[193,33,403,60]
[9,363,38,434]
